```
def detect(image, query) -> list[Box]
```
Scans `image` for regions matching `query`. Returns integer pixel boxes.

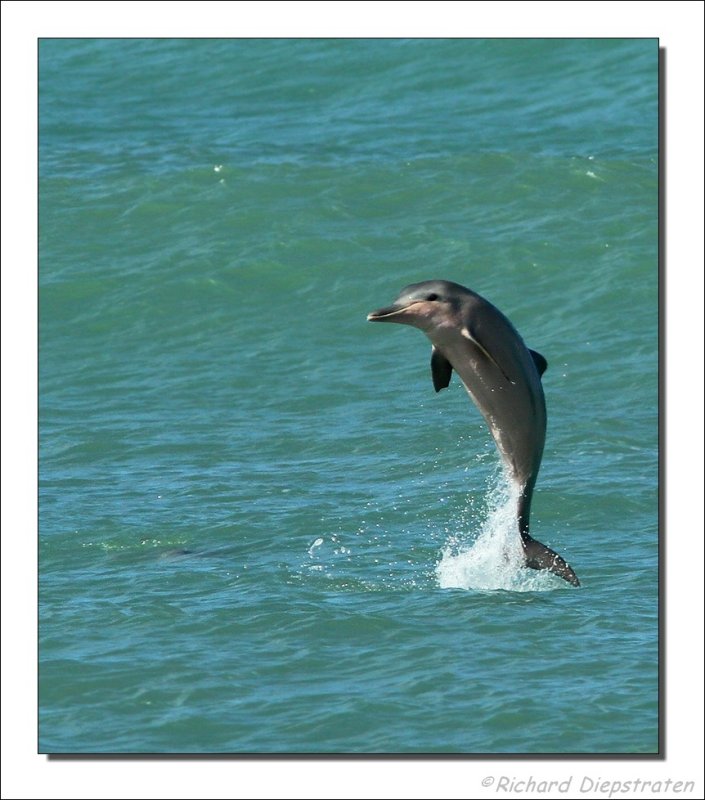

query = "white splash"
[308,537,324,557]
[435,474,558,592]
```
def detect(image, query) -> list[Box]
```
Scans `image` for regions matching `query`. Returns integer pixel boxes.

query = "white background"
[2,2,703,798]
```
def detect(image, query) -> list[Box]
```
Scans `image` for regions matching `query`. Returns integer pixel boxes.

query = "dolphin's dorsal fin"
[528,349,548,377]
[431,347,453,392]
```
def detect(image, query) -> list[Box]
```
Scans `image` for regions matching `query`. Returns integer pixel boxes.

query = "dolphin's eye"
[426,293,439,301]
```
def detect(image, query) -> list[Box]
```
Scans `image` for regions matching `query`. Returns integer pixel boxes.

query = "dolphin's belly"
[450,354,546,488]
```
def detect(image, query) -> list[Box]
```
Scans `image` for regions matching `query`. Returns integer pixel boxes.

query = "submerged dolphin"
[367,280,580,587]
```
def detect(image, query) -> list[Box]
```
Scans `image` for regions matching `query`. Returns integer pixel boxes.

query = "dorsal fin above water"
[529,349,548,377]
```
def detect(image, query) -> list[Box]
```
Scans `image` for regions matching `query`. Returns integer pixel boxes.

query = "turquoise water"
[39,38,659,754]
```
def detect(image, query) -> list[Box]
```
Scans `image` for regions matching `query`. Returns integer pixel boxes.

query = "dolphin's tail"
[516,485,580,586]
[520,532,581,587]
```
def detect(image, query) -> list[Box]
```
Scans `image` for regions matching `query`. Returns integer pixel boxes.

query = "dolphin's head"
[367,280,471,333]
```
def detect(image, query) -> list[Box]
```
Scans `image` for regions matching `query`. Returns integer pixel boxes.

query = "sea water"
[39,38,658,753]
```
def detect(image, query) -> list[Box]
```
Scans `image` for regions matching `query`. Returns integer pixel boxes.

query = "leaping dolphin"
[367,280,580,587]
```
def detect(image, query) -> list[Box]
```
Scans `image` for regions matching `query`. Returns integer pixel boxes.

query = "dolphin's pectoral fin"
[521,533,580,587]
[431,347,453,392]
[460,326,514,384]
[528,349,548,377]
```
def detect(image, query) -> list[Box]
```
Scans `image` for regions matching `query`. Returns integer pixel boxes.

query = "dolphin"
[367,279,580,587]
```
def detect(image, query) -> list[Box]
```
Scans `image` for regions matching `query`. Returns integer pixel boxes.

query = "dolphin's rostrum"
[367,279,580,587]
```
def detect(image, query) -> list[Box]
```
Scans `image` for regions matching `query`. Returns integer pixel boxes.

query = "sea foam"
[435,474,560,592]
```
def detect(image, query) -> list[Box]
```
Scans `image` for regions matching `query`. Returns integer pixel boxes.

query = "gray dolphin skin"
[367,279,580,587]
